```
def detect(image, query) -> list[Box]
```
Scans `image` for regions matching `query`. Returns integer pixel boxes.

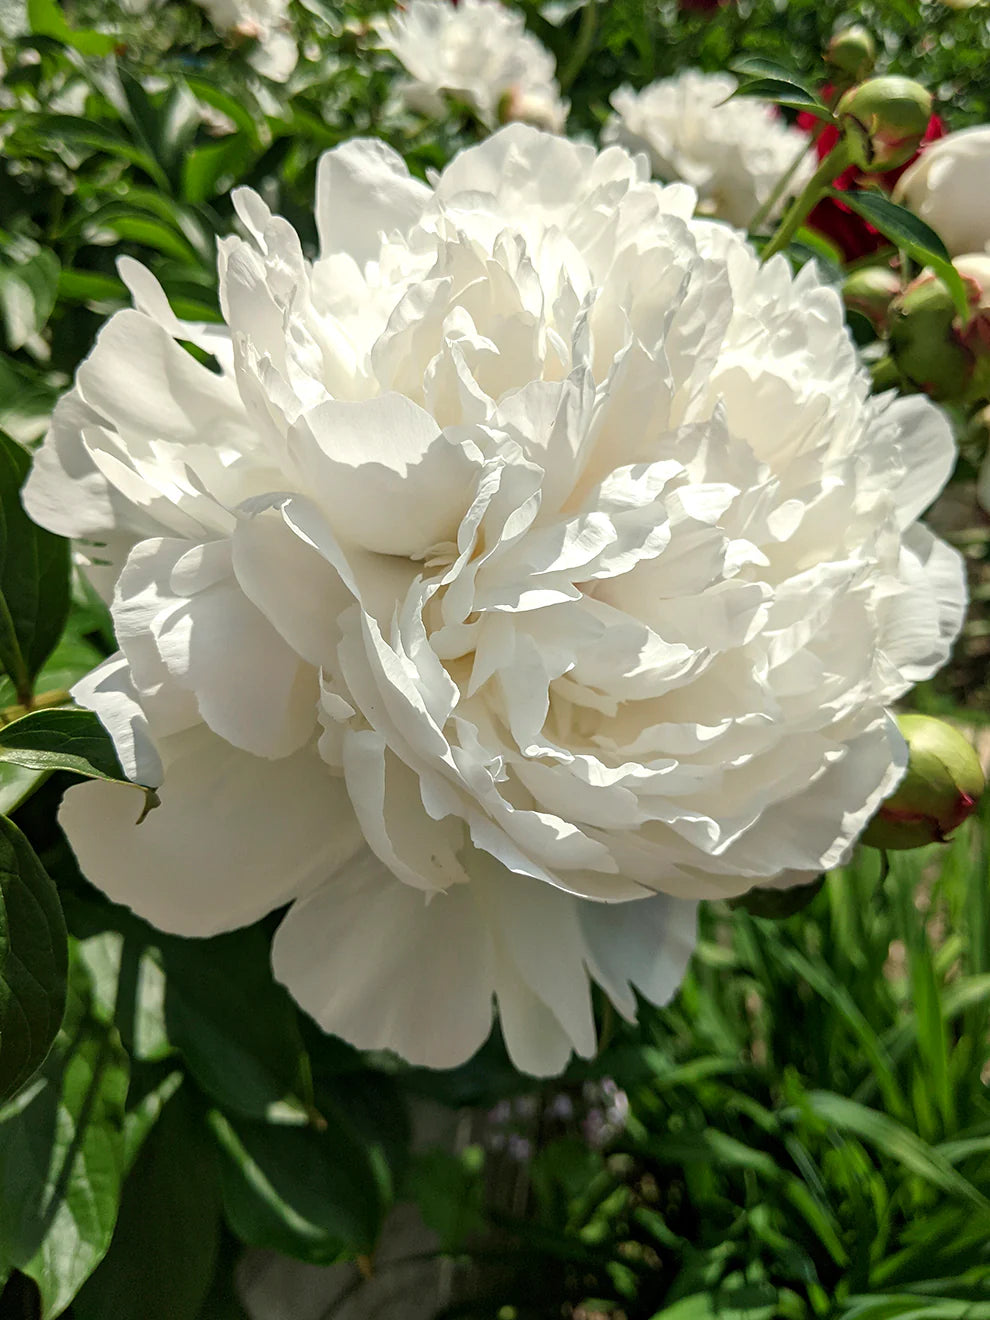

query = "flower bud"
[826,25,876,85]
[888,253,990,402]
[842,264,900,332]
[861,715,984,851]
[837,77,934,172]
[730,874,825,918]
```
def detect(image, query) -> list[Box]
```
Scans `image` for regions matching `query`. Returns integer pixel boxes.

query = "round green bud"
[842,264,901,331]
[889,255,990,403]
[861,715,984,851]
[837,76,933,172]
[826,25,876,84]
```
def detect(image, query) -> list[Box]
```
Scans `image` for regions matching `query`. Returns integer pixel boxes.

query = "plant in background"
[601,70,815,228]
[375,0,568,131]
[191,0,298,82]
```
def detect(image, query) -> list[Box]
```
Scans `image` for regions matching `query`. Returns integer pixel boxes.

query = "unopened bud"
[842,265,901,332]
[837,76,933,172]
[729,874,825,918]
[862,715,984,851]
[889,253,990,402]
[826,25,876,85]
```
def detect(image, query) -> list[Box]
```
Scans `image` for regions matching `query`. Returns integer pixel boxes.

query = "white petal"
[580,894,698,1020]
[60,726,362,936]
[315,139,430,268]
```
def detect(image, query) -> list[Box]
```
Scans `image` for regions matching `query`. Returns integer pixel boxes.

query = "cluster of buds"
[888,255,990,403]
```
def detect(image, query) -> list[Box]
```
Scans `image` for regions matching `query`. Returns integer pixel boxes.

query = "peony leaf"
[830,190,971,322]
[0,708,159,818]
[728,77,836,123]
[208,1106,387,1264]
[0,947,129,1319]
[0,245,59,351]
[72,1086,221,1320]
[0,434,70,708]
[26,0,115,55]
[161,925,313,1124]
[0,816,67,1104]
[730,57,818,94]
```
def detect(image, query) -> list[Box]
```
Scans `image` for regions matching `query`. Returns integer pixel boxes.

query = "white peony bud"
[893,126,990,256]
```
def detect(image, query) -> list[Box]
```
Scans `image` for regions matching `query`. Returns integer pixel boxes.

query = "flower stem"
[760,139,853,263]
[558,0,597,94]
[749,125,825,237]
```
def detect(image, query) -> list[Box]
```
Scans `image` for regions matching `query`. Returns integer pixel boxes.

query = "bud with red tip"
[837,77,934,172]
[862,715,984,851]
[889,253,990,403]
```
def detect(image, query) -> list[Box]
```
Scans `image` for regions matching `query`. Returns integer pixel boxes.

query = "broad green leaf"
[161,925,311,1123]
[57,269,127,307]
[401,1146,485,1251]
[0,948,129,1318]
[73,1087,221,1320]
[0,434,70,706]
[830,191,971,321]
[26,0,115,54]
[0,817,66,1103]
[730,77,835,122]
[0,709,159,818]
[209,1107,386,1264]
[730,57,817,93]
[0,356,61,446]
[0,247,60,351]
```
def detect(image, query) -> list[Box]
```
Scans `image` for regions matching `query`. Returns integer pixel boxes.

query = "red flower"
[797,90,944,261]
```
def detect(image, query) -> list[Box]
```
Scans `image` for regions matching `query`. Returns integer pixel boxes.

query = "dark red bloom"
[678,0,729,10]
[797,88,944,261]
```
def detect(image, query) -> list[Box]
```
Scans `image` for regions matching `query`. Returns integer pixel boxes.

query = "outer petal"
[580,894,698,1020]
[60,726,363,937]
[272,851,497,1069]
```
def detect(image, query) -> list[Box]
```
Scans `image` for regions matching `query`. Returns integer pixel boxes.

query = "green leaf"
[0,357,62,446]
[0,246,60,351]
[730,57,817,93]
[729,77,835,121]
[401,1145,485,1251]
[161,925,311,1123]
[0,708,159,819]
[73,1087,221,1320]
[0,816,66,1104]
[26,0,115,54]
[829,191,971,321]
[790,1091,990,1211]
[0,948,129,1318]
[0,434,70,705]
[209,1107,386,1264]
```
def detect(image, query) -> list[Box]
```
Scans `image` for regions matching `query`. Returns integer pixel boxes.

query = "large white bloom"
[25,127,963,1075]
[603,70,816,230]
[193,0,297,83]
[377,0,567,132]
[893,126,990,257]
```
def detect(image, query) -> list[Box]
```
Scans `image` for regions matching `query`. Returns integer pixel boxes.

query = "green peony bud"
[837,77,933,172]
[826,25,876,85]
[861,715,984,851]
[888,254,990,403]
[729,874,826,918]
[842,264,901,332]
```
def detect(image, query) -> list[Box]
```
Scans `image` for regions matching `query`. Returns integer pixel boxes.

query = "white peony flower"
[25,127,964,1076]
[893,126,990,257]
[603,70,816,229]
[376,0,568,132]
[193,0,298,83]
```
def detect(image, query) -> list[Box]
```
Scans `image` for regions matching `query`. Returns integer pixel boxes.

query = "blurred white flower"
[603,70,815,229]
[893,126,990,256]
[25,126,963,1075]
[377,0,567,131]
[193,0,297,82]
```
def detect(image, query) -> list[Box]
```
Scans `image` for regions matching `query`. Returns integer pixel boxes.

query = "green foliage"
[0,815,66,1103]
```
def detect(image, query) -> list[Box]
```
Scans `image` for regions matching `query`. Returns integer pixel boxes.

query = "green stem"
[761,139,853,263]
[749,121,827,236]
[558,1,597,94]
